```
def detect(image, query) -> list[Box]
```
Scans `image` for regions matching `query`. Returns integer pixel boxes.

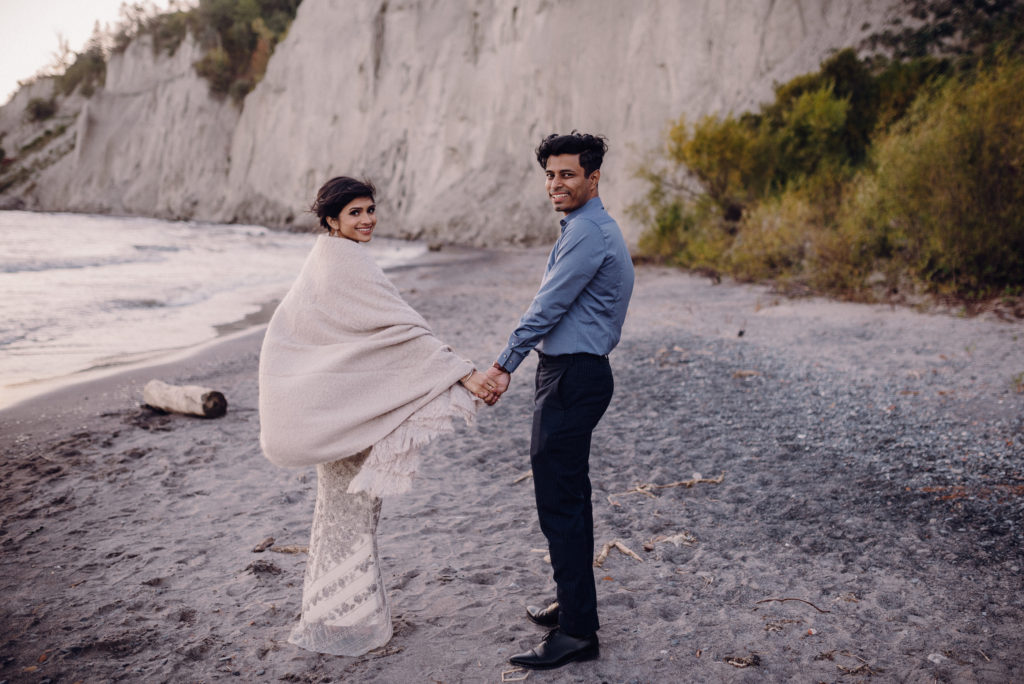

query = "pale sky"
[0,1,181,105]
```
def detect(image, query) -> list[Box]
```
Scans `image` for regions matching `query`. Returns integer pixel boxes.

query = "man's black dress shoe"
[525,601,559,627]
[508,628,599,670]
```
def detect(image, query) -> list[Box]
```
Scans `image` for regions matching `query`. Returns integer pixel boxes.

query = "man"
[487,132,634,670]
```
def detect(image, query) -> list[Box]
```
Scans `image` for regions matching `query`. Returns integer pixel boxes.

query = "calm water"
[0,211,424,405]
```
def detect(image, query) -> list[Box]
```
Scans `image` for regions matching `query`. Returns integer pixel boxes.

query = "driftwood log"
[142,380,227,418]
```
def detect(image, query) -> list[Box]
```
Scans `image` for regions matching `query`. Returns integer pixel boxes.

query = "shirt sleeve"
[496,220,606,372]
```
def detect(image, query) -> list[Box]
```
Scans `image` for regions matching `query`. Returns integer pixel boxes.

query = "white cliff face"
[0,78,65,150]
[225,0,898,244]
[16,34,240,218]
[2,0,899,244]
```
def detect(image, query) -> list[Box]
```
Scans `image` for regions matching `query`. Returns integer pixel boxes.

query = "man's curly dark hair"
[535,131,608,178]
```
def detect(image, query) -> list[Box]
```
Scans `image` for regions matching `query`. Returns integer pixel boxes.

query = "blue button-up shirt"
[497,197,634,373]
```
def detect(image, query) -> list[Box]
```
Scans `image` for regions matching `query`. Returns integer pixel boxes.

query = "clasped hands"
[461,366,511,406]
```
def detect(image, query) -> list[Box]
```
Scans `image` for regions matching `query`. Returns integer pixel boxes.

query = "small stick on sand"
[513,469,533,484]
[725,654,761,668]
[755,597,831,613]
[615,540,643,562]
[838,650,882,675]
[268,545,308,554]
[615,472,725,498]
[594,540,643,567]
[643,531,698,551]
[501,667,530,682]
[252,537,275,553]
[529,548,550,563]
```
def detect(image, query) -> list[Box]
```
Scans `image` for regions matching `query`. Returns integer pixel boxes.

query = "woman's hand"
[461,370,500,405]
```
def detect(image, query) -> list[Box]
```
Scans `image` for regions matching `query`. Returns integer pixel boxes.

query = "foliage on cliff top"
[190,0,302,102]
[112,2,194,56]
[33,26,111,100]
[863,0,1024,60]
[115,0,301,102]
[24,0,301,106]
[634,0,1024,310]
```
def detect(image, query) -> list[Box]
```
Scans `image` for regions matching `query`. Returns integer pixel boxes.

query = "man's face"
[545,154,599,214]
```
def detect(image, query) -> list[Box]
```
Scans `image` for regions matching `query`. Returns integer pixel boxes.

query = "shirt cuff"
[496,348,526,374]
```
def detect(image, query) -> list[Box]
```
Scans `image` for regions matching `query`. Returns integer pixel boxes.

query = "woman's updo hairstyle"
[311,176,377,231]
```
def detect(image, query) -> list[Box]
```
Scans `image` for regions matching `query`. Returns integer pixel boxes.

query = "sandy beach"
[1,244,1022,683]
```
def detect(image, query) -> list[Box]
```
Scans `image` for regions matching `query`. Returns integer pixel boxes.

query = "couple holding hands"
[259,131,634,671]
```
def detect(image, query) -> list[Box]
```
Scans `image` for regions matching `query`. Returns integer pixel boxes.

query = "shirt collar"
[559,196,604,229]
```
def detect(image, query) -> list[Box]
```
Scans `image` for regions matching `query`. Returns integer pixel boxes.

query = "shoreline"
[0,210,318,412]
[0,325,268,432]
[0,238,470,414]
[0,319,273,416]
[1,245,1022,682]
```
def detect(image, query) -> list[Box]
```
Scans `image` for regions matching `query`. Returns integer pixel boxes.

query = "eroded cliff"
[0,0,900,245]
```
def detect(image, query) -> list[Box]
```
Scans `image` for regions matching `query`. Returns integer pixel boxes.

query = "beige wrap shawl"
[259,235,477,495]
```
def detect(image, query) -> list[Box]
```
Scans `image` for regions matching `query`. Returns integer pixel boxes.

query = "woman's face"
[326,197,377,242]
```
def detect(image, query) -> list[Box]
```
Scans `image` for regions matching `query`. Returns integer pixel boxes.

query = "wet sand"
[1,245,1022,683]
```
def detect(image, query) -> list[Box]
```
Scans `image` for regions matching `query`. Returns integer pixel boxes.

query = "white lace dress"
[287,385,477,656]
[288,449,392,656]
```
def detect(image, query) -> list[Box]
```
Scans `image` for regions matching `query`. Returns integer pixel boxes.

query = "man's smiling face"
[545,153,599,215]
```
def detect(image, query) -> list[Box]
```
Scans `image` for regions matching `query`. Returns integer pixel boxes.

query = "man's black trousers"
[530,351,613,637]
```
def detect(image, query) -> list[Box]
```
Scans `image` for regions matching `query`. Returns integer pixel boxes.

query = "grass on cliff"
[24,0,301,107]
[116,0,301,102]
[24,98,58,122]
[633,0,1024,308]
[189,0,302,102]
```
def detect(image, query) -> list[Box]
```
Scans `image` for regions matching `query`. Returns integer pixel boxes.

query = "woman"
[258,177,496,656]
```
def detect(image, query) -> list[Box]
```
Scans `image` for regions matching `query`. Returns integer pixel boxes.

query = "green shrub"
[25,98,57,122]
[193,46,233,94]
[229,78,255,103]
[632,54,867,281]
[870,56,951,129]
[726,190,815,283]
[192,0,300,100]
[0,167,31,194]
[18,124,68,155]
[764,49,878,165]
[838,59,1024,295]
[633,195,731,274]
[660,114,768,220]
[635,16,1024,305]
[654,50,872,219]
[112,3,193,55]
[56,44,105,97]
[867,0,1024,60]
[109,0,300,102]
[149,11,192,55]
[768,84,852,188]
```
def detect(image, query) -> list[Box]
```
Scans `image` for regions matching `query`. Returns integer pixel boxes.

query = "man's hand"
[485,365,511,400]
[461,370,499,405]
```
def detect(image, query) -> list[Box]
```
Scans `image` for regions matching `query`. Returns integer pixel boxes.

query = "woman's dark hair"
[535,131,608,177]
[311,176,376,231]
